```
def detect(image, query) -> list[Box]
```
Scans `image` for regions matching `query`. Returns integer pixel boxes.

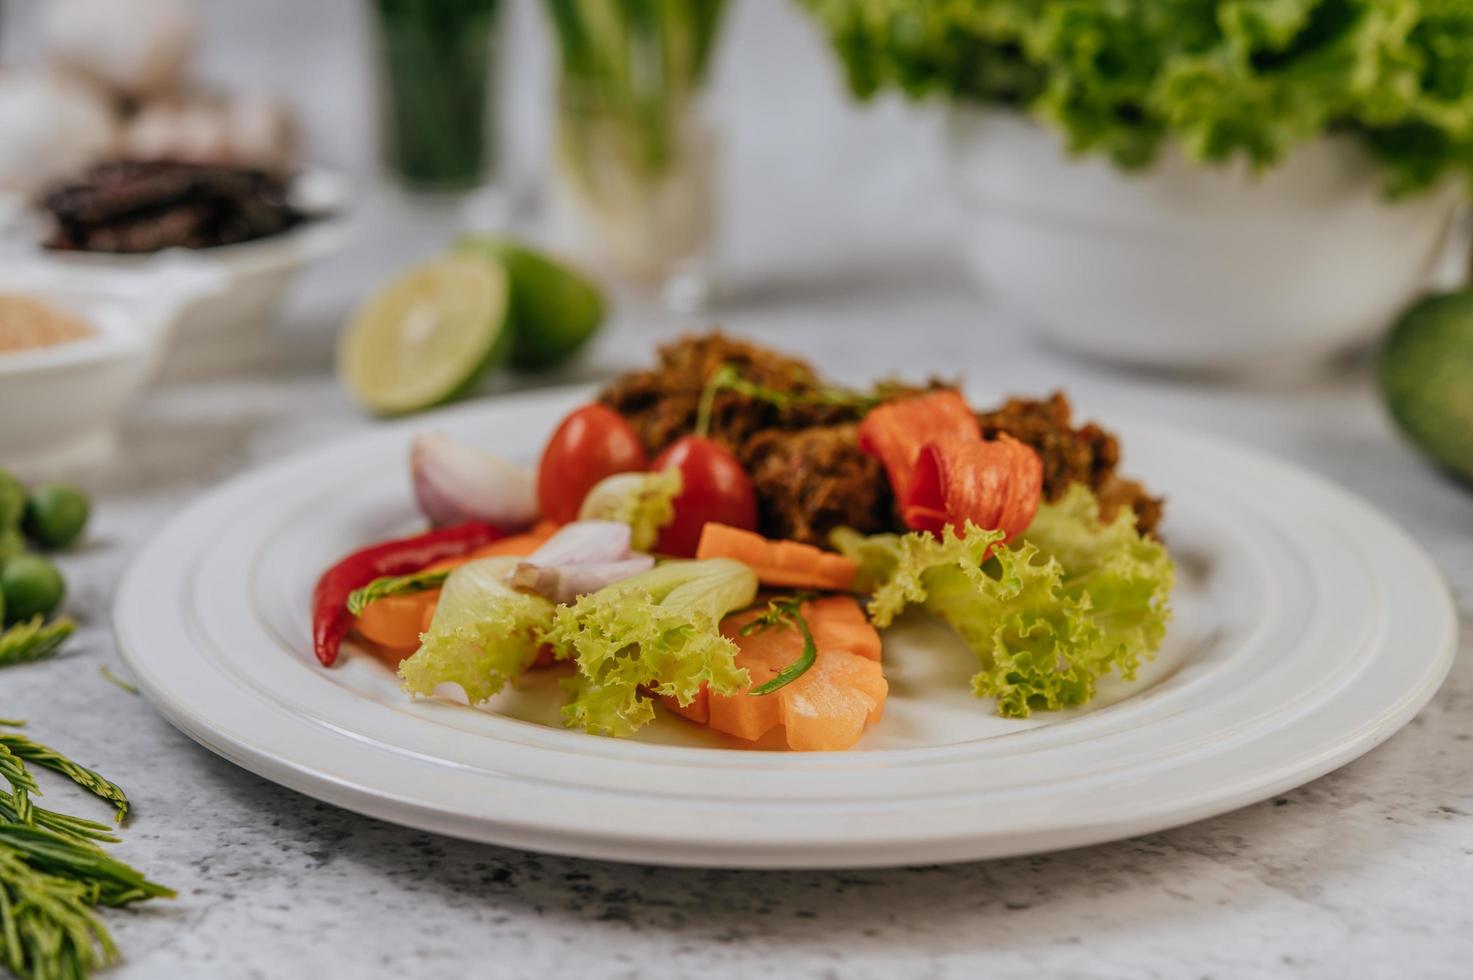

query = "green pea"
[1,554,65,623]
[0,470,24,530]
[23,485,90,550]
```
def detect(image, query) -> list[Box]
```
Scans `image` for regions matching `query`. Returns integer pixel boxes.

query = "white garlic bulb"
[121,94,297,171]
[0,72,117,195]
[41,0,196,100]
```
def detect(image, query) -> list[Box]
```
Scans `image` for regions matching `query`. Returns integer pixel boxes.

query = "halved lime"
[338,255,512,415]
[457,235,604,370]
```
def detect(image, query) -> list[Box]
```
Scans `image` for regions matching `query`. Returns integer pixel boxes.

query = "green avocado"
[1379,290,1473,486]
[457,236,604,370]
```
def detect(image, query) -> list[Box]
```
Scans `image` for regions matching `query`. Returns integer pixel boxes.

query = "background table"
[5,1,1472,977]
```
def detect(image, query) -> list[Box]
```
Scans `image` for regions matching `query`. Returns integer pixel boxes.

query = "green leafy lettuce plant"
[800,0,1473,193]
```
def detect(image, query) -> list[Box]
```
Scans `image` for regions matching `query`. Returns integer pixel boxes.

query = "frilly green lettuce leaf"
[542,559,758,737]
[801,0,1473,194]
[833,485,1173,718]
[1021,484,1176,681]
[576,468,682,551]
[398,557,554,705]
[829,526,905,595]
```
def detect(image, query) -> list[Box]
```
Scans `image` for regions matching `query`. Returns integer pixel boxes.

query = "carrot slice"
[695,523,857,592]
[663,686,710,724]
[355,589,441,651]
[682,597,886,750]
[805,595,882,662]
[780,651,887,751]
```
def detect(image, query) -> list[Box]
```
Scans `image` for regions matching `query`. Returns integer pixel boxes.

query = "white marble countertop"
[5,1,1473,977]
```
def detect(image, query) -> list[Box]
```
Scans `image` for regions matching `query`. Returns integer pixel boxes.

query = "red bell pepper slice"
[311,521,503,667]
[902,435,1042,543]
[857,390,980,499]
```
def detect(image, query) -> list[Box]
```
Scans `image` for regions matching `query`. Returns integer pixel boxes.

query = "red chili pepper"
[311,521,502,667]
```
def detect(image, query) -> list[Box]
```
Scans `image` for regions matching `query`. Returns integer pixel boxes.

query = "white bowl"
[945,109,1463,372]
[0,261,223,477]
[36,167,349,379]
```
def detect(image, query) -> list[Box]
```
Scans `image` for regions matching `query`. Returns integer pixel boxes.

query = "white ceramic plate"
[113,388,1456,868]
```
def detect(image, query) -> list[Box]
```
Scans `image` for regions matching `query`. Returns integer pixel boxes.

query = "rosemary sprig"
[0,618,75,670]
[0,825,173,908]
[0,748,36,827]
[96,667,138,697]
[346,568,451,617]
[0,845,119,980]
[694,363,880,438]
[0,736,127,825]
[0,723,172,979]
[0,791,118,846]
[740,592,819,695]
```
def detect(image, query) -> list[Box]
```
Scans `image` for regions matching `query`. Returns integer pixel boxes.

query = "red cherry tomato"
[537,404,649,523]
[653,436,758,557]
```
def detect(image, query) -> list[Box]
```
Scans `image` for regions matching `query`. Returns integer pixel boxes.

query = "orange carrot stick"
[355,589,441,650]
[694,523,857,592]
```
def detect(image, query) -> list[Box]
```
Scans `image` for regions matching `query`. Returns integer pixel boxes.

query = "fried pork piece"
[976,392,1162,535]
[1097,474,1164,536]
[600,332,861,456]
[41,160,302,253]
[742,424,893,545]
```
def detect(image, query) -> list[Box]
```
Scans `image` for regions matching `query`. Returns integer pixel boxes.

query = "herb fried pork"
[599,333,860,453]
[600,333,1162,545]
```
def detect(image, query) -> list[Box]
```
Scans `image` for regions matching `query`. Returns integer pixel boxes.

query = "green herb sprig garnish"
[346,568,452,617]
[740,592,819,696]
[0,618,75,670]
[694,363,880,439]
[97,666,138,697]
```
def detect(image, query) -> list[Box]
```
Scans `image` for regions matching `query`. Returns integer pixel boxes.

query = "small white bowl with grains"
[0,259,222,477]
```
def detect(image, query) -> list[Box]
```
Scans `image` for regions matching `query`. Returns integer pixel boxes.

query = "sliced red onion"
[410,432,538,531]
[509,556,655,605]
[526,520,633,566]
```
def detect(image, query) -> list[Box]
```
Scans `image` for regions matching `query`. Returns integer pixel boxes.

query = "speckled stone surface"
[5,1,1473,977]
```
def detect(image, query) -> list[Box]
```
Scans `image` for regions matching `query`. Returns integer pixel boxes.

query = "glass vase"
[545,0,727,311]
[371,0,501,193]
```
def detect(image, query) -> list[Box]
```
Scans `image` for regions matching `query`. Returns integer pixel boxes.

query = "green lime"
[0,527,23,568]
[1,554,64,623]
[0,470,24,529]
[23,484,90,549]
[338,255,512,415]
[1380,290,1473,485]
[457,236,603,370]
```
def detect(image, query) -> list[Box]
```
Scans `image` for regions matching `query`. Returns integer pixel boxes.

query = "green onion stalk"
[372,0,502,192]
[546,0,728,295]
